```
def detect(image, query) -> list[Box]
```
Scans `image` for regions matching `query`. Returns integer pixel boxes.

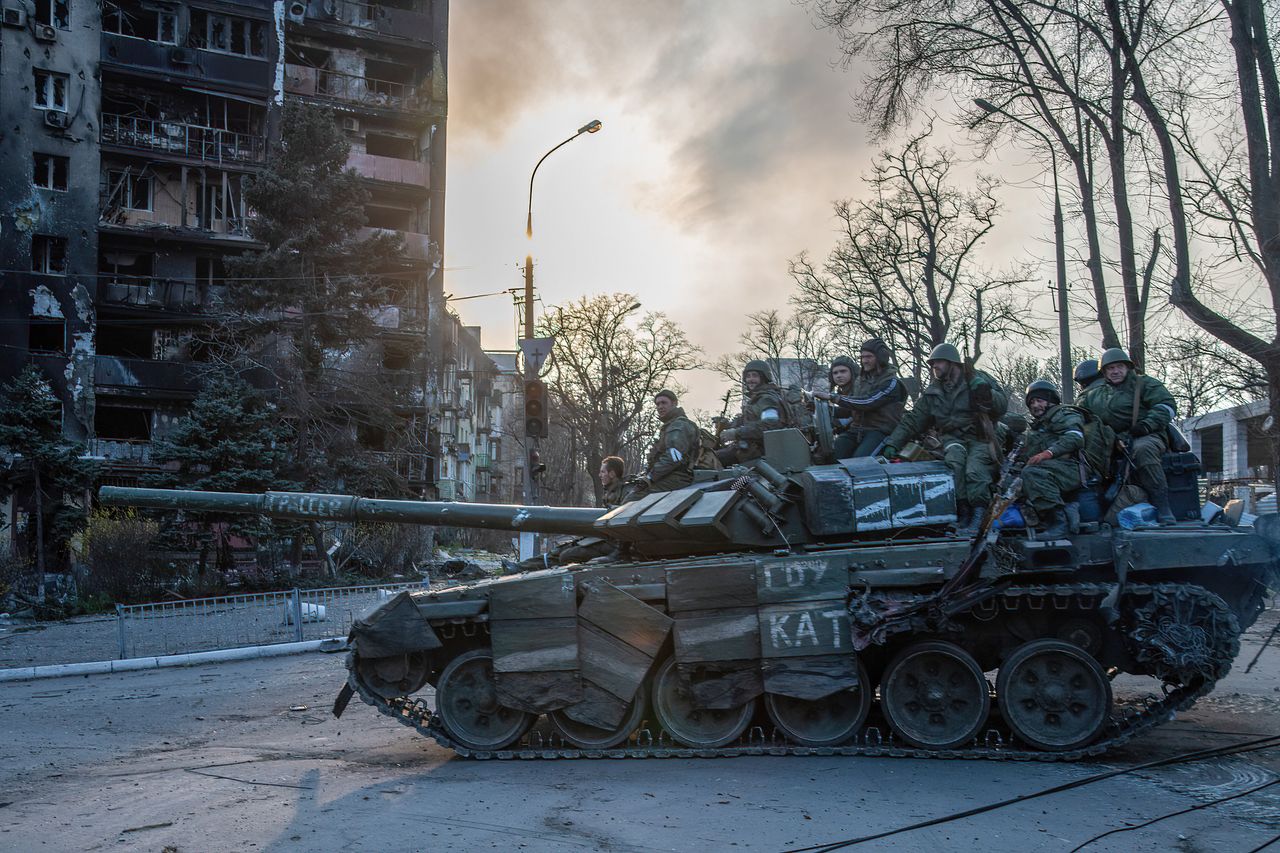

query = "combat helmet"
[1099,347,1133,370]
[1073,359,1100,387]
[927,342,963,365]
[742,358,774,384]
[1024,379,1061,406]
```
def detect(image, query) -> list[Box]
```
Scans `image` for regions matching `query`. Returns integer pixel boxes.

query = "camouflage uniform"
[1079,371,1176,469]
[516,476,628,571]
[884,370,1008,507]
[645,406,700,491]
[719,359,791,464]
[1020,404,1084,516]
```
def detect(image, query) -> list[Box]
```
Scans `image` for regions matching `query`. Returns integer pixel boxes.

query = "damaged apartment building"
[0,0,489,535]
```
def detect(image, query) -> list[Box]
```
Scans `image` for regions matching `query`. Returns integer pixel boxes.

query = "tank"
[99,428,1280,760]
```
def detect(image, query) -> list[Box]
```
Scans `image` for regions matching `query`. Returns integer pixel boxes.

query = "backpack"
[694,427,722,470]
[782,383,813,431]
[1066,405,1115,482]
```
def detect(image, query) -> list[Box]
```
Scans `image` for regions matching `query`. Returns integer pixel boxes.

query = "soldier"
[637,390,699,492]
[716,359,791,465]
[512,456,628,571]
[814,339,907,458]
[1080,347,1179,524]
[1074,359,1103,394]
[880,343,1008,534]
[1019,380,1084,540]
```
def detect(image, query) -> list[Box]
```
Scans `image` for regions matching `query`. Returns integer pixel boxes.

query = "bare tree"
[537,294,702,505]
[713,310,840,409]
[790,128,1038,389]
[1147,332,1268,418]
[810,0,1183,366]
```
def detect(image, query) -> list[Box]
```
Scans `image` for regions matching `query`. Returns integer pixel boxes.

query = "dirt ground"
[1,610,1277,852]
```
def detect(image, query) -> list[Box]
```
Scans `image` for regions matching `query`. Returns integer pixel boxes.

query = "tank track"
[344,582,1238,761]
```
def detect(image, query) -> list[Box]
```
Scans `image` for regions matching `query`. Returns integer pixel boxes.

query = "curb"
[0,637,348,683]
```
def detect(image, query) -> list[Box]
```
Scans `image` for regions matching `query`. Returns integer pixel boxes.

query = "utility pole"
[1052,175,1073,404]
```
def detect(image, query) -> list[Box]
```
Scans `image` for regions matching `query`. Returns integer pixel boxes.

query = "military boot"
[953,501,972,535]
[956,503,983,537]
[1138,464,1178,525]
[1036,508,1069,541]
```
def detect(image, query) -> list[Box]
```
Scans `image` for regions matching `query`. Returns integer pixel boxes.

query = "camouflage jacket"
[1080,372,1176,441]
[1020,404,1085,461]
[601,479,628,509]
[733,382,790,443]
[885,369,1008,447]
[646,407,700,483]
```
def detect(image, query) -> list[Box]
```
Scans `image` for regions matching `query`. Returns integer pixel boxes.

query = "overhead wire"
[784,733,1280,853]
[1066,777,1280,852]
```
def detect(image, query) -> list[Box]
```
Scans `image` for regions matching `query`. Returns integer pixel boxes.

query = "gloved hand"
[720,429,738,444]
[1026,450,1053,466]
[1130,422,1152,437]
[880,445,899,460]
[813,391,833,402]
[632,475,652,493]
[971,383,994,414]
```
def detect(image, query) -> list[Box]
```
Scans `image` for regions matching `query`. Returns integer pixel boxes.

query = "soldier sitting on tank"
[813,339,907,458]
[1074,359,1103,394]
[1018,380,1084,540]
[511,456,629,572]
[1080,347,1179,525]
[715,359,792,465]
[634,390,700,493]
[879,343,1008,535]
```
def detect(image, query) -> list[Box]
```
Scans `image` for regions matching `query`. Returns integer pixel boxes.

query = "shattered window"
[28,321,66,354]
[157,11,177,43]
[33,69,69,111]
[106,169,153,211]
[33,153,69,191]
[35,0,70,29]
[200,12,267,57]
[32,235,68,275]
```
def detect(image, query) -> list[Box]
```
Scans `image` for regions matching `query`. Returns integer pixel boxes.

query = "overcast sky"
[442,0,1063,410]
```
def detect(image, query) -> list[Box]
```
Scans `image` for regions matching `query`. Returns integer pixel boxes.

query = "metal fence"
[114,581,426,659]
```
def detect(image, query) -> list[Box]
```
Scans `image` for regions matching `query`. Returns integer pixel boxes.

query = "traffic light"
[523,379,547,438]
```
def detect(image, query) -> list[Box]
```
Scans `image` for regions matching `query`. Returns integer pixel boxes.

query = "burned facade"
[0,0,456,518]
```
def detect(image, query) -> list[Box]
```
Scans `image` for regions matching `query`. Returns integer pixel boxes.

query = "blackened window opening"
[28,321,65,354]
[33,153,69,190]
[95,406,152,441]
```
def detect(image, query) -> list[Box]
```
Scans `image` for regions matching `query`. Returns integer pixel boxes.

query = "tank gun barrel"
[98,486,605,536]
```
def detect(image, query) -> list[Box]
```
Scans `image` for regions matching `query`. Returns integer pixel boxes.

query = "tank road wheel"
[357,651,431,699]
[763,659,872,747]
[652,658,754,749]
[434,649,534,751]
[996,639,1112,752]
[880,641,990,750]
[548,683,651,750]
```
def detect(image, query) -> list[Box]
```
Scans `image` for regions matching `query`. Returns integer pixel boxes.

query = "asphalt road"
[2,610,1278,853]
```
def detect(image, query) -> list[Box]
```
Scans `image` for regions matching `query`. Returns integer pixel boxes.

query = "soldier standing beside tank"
[716,360,791,465]
[813,339,907,458]
[1080,348,1179,525]
[1019,380,1084,540]
[637,390,699,493]
[880,343,1008,534]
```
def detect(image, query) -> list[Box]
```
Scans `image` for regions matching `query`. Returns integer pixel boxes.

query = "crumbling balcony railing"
[284,63,419,109]
[101,114,266,165]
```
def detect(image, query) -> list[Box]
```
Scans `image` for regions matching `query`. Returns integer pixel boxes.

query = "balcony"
[87,438,153,466]
[94,356,201,396]
[473,452,491,470]
[284,64,420,110]
[97,277,214,313]
[358,227,433,260]
[368,450,431,482]
[302,0,434,44]
[101,114,266,165]
[101,34,273,94]
[347,151,428,187]
[436,478,470,502]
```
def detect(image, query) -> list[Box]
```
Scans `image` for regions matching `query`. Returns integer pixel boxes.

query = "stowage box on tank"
[101,427,1280,759]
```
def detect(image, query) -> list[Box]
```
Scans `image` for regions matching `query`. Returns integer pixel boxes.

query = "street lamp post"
[517,119,602,560]
[973,99,1074,404]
